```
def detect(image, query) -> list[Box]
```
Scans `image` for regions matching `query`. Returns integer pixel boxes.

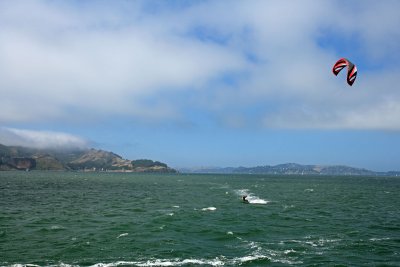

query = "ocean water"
[1,172,399,266]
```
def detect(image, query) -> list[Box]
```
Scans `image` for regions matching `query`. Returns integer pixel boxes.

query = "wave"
[5,234,303,267]
[6,253,300,267]
[116,233,129,239]
[283,236,342,248]
[49,225,66,230]
[201,207,216,211]
[369,237,391,242]
[5,259,223,267]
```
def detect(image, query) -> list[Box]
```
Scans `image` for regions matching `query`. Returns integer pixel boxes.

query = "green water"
[1,171,399,266]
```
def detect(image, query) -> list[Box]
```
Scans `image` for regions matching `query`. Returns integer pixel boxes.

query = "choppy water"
[1,172,399,266]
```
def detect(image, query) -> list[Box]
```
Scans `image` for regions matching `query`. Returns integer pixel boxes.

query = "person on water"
[242,195,249,203]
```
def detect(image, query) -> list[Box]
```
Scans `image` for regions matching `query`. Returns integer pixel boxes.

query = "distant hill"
[0,144,176,173]
[180,163,400,176]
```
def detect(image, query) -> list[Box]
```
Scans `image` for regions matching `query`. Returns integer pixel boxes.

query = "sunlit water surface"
[1,172,399,266]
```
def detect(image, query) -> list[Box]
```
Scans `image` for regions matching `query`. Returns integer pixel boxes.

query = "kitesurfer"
[242,195,249,203]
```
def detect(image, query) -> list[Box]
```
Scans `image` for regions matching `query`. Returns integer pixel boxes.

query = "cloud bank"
[0,127,88,149]
[0,0,399,130]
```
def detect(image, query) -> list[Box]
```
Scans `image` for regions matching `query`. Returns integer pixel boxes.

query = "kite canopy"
[332,58,357,86]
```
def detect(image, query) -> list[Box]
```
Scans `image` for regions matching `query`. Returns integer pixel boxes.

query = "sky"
[0,0,399,171]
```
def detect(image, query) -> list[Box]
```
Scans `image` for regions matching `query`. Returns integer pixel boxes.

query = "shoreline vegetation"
[0,144,176,173]
[180,163,400,177]
[1,144,399,176]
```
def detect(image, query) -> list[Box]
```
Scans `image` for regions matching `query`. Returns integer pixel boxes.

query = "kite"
[332,58,357,86]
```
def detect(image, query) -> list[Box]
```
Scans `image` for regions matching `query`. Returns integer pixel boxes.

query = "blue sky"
[0,0,399,171]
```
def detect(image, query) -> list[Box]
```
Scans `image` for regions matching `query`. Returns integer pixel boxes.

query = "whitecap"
[236,254,270,264]
[247,241,261,250]
[50,225,65,230]
[202,207,217,211]
[117,233,128,239]
[370,237,391,241]
[284,249,296,255]
[182,259,224,266]
[133,257,224,266]
[248,198,268,204]
[233,240,303,265]
[283,204,295,210]
[89,262,135,267]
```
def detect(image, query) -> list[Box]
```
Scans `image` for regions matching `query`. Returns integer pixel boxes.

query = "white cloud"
[0,1,247,123]
[0,127,89,149]
[183,0,400,130]
[0,1,399,130]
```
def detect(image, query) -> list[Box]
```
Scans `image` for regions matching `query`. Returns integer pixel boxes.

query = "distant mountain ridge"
[0,144,176,173]
[180,163,400,176]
